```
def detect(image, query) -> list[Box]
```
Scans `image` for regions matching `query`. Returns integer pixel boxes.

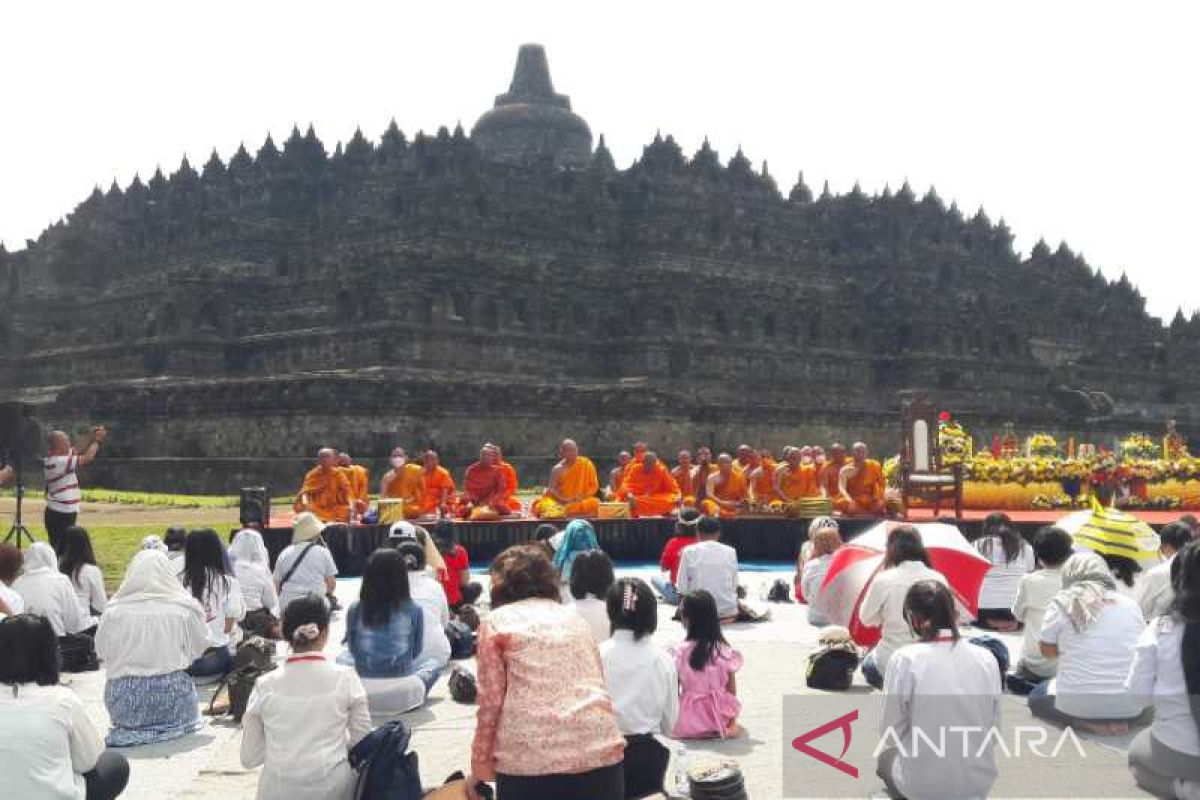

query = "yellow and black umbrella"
[1057,500,1161,563]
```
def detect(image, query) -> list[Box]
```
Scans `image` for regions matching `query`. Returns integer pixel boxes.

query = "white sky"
[2,0,1197,322]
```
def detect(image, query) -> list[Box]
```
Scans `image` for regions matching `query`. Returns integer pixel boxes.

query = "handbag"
[240,608,279,639]
[59,633,99,673]
[209,637,276,722]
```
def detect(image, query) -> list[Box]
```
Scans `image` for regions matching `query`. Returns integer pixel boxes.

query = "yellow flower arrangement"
[1121,433,1160,462]
[1027,434,1059,459]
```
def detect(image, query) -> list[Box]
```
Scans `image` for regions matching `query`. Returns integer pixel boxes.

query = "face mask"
[391,456,405,468]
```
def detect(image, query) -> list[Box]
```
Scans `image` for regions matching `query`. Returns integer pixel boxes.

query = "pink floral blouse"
[471,598,625,780]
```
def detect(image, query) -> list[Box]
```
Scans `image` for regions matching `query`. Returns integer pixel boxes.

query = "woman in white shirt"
[59,526,107,616]
[13,542,95,637]
[569,549,615,643]
[0,543,25,617]
[0,614,130,800]
[878,580,1001,800]
[1010,526,1073,685]
[973,512,1035,631]
[1030,551,1146,733]
[229,529,281,639]
[180,529,245,678]
[858,526,953,689]
[273,514,339,612]
[599,578,679,800]
[241,593,372,800]
[96,550,211,747]
[1125,541,1200,798]
[800,521,842,626]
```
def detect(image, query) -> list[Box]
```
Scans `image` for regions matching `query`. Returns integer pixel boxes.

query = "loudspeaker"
[239,486,270,528]
[0,402,40,460]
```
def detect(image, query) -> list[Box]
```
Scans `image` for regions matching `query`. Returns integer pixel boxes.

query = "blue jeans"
[861,650,883,689]
[187,646,234,678]
[650,574,680,605]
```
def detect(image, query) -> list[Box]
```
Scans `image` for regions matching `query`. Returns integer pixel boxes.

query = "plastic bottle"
[672,742,691,798]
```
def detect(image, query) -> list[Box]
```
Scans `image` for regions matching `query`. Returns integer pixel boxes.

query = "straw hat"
[292,512,326,543]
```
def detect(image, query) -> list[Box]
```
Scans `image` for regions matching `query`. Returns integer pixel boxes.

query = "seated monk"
[748,448,779,505]
[490,444,524,514]
[692,447,715,510]
[704,453,749,518]
[617,451,681,518]
[835,442,887,516]
[379,446,426,519]
[532,439,600,518]
[337,451,370,513]
[773,446,822,514]
[417,450,457,516]
[818,442,848,499]
[293,448,353,523]
[672,450,697,505]
[607,450,631,499]
[458,446,512,520]
[622,441,649,482]
[734,444,755,476]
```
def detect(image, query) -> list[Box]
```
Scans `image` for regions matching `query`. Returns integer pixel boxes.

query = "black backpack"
[806,647,860,692]
[349,719,422,800]
[445,619,476,660]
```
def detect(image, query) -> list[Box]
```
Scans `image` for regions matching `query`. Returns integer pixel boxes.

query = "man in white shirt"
[1010,526,1073,684]
[43,426,105,552]
[1134,522,1191,621]
[675,515,740,620]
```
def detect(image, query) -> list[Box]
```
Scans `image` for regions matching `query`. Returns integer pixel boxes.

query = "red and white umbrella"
[816,521,992,647]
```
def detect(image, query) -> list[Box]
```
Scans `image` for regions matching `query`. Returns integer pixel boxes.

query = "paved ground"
[62,567,1150,799]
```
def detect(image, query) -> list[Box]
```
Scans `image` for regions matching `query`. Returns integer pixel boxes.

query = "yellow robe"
[340,465,370,506]
[617,462,681,517]
[294,466,352,523]
[706,469,748,518]
[381,463,426,518]
[835,459,887,515]
[775,463,821,503]
[532,456,600,518]
[417,465,457,516]
[750,459,779,504]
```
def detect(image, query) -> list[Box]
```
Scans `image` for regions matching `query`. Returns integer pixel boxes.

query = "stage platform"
[250,507,1185,576]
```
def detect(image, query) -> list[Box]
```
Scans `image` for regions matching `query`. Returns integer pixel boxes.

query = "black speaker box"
[239,486,271,528]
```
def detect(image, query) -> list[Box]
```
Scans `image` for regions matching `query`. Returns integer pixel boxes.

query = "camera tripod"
[4,452,36,548]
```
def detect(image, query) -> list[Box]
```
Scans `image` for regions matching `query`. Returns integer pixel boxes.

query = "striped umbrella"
[1057,501,1161,563]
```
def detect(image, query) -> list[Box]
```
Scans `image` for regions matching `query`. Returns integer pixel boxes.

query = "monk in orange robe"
[749,448,779,505]
[532,439,600,518]
[622,441,648,481]
[337,452,370,510]
[704,453,749,518]
[734,444,755,476]
[417,450,457,516]
[672,450,697,505]
[835,442,887,516]
[773,447,822,513]
[617,451,680,517]
[488,444,524,515]
[607,451,631,499]
[293,448,353,523]
[379,446,426,519]
[818,442,849,499]
[458,446,511,520]
[691,447,715,511]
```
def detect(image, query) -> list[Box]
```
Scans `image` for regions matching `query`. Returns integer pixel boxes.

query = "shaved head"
[423,450,439,466]
[47,430,71,454]
[677,449,692,463]
[317,448,337,467]
[717,453,734,472]
[337,452,351,466]
[643,451,658,469]
[617,450,631,465]
[560,439,579,460]
[852,442,869,460]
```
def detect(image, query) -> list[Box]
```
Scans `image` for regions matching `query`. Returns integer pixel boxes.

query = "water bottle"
[672,742,691,798]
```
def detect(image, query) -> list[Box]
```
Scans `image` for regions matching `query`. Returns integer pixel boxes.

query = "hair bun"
[292,622,320,643]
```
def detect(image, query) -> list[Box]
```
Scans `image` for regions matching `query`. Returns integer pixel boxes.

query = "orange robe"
[340,465,370,506]
[294,466,351,523]
[819,459,848,499]
[459,462,509,518]
[381,463,425,518]
[706,469,748,518]
[750,459,779,504]
[532,456,600,518]
[775,463,821,503]
[672,465,698,505]
[617,462,681,517]
[498,460,523,514]
[835,459,887,515]
[418,465,457,515]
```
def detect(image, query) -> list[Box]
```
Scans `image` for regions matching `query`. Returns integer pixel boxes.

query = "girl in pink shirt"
[672,589,744,739]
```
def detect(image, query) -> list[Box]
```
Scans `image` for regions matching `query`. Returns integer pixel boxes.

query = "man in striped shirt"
[43,426,105,552]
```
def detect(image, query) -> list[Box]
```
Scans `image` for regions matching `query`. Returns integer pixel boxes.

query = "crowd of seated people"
[0,506,1197,800]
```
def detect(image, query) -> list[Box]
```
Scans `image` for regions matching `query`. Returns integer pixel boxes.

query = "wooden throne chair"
[900,395,964,519]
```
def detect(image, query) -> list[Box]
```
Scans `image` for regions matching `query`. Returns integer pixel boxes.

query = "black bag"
[445,620,476,660]
[806,648,860,691]
[211,638,276,722]
[240,608,280,639]
[767,579,795,603]
[448,666,478,704]
[59,633,99,673]
[349,719,422,800]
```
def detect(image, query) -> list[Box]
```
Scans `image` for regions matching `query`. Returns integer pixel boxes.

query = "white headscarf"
[1052,551,1118,633]
[109,550,203,615]
[229,529,269,566]
[22,542,58,575]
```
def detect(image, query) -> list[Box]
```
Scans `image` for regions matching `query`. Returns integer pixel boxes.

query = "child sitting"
[672,590,744,739]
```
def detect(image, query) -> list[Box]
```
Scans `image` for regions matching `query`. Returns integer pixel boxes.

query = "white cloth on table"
[274,543,338,611]
[70,563,107,614]
[240,656,372,800]
[1125,615,1200,757]
[13,543,94,635]
[974,537,1035,609]
[1134,556,1176,622]
[599,629,678,736]
[1039,590,1144,719]
[570,595,611,643]
[0,682,105,800]
[882,635,1001,800]
[676,540,740,619]
[1011,567,1062,677]
[858,560,951,675]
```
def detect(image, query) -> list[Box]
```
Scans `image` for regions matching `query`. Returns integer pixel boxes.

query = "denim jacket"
[346,600,424,679]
